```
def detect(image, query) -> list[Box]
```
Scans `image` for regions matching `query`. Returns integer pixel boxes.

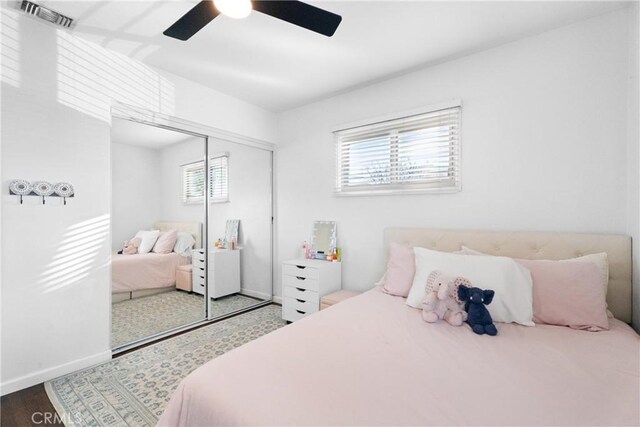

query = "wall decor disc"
[32,181,54,196]
[54,182,74,197]
[9,179,33,195]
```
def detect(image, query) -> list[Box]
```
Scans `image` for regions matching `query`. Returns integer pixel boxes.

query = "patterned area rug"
[112,291,261,347]
[46,305,286,426]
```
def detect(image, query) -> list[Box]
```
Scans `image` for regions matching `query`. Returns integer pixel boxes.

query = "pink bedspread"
[158,289,640,426]
[112,252,189,294]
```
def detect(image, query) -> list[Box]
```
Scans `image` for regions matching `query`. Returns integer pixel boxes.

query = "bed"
[112,222,201,302]
[158,228,639,426]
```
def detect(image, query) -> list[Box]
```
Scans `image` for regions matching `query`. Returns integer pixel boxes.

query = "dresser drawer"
[282,305,312,322]
[282,263,319,280]
[284,297,318,314]
[284,285,319,304]
[193,256,205,269]
[282,274,319,292]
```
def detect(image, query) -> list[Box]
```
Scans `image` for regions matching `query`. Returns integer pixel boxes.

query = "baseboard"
[240,288,273,301]
[272,295,282,304]
[1,350,112,396]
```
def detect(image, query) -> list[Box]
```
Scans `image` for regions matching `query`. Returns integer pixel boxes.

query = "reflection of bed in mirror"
[112,222,201,303]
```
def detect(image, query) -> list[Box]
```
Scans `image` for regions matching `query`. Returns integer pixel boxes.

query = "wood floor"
[1,384,63,426]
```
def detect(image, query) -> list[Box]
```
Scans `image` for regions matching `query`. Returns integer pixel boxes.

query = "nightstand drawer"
[284,285,319,303]
[282,275,319,292]
[282,263,319,280]
[285,297,318,313]
[283,305,312,322]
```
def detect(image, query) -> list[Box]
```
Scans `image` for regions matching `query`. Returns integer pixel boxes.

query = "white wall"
[111,142,162,250]
[0,5,277,395]
[276,9,633,305]
[626,3,639,331]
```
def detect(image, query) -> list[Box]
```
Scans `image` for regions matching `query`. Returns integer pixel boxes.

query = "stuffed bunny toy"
[121,237,142,255]
[421,270,469,326]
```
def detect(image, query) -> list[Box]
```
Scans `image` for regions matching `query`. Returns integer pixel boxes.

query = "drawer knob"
[295,265,306,269]
[296,310,306,314]
[200,276,205,279]
[295,287,306,292]
[296,298,305,303]
[295,276,306,280]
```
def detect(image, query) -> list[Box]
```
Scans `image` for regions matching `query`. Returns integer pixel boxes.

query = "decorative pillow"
[377,246,470,295]
[134,230,160,254]
[407,247,534,326]
[516,259,608,331]
[381,243,416,297]
[174,232,196,257]
[153,229,178,254]
[460,246,609,294]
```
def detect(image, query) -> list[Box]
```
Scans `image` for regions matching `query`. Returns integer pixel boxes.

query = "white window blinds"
[334,106,461,195]
[182,155,229,203]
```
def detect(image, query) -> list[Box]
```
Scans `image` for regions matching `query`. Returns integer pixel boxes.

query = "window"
[334,105,461,195]
[182,155,229,203]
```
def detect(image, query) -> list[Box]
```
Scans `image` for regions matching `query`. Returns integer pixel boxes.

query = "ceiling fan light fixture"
[213,0,252,19]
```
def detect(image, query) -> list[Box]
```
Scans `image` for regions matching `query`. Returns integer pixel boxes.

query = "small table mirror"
[311,221,337,256]
[225,219,240,245]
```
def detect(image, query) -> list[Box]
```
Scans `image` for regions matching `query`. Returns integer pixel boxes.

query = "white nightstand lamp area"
[282,258,341,322]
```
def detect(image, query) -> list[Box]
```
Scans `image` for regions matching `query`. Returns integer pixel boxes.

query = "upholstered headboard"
[384,228,632,323]
[155,222,202,249]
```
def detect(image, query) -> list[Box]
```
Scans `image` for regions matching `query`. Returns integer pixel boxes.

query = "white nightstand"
[282,258,341,322]
[192,248,241,299]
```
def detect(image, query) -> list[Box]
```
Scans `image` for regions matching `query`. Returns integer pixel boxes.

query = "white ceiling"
[50,1,628,112]
[111,117,199,148]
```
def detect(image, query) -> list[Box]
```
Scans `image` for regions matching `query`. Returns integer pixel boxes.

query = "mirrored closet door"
[110,117,207,349]
[205,137,273,319]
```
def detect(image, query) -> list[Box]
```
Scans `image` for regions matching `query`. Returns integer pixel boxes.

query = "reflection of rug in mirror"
[112,291,262,348]
[47,305,285,427]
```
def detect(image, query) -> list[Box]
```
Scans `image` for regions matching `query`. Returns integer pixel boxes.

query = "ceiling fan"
[163,0,342,41]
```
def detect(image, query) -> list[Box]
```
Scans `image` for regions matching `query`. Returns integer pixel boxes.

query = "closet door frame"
[110,103,275,354]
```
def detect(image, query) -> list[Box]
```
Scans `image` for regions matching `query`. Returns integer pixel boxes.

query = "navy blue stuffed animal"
[457,285,497,336]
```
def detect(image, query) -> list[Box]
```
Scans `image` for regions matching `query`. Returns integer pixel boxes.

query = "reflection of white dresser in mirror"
[192,248,241,299]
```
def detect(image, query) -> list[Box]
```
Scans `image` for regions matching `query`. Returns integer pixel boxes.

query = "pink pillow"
[516,259,608,331]
[152,229,178,254]
[382,243,416,297]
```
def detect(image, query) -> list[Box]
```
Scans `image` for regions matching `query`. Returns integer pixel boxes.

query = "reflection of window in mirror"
[182,154,229,204]
[311,221,336,254]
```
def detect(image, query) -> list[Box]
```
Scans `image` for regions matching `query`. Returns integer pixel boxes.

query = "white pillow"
[134,230,160,254]
[407,247,534,326]
[174,232,196,257]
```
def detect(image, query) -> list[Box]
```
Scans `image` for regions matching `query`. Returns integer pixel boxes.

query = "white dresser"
[282,258,341,322]
[192,248,241,299]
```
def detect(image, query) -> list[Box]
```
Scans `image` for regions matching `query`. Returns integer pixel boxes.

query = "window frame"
[333,101,462,196]
[182,153,229,205]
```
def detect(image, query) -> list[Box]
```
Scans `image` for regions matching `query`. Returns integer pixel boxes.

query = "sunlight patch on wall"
[38,215,110,293]
[1,8,21,87]
[56,30,175,123]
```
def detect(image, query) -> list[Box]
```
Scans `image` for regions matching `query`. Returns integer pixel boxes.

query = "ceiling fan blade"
[252,0,342,37]
[163,0,219,41]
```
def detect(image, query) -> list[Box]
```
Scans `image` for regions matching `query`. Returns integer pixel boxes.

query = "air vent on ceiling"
[20,0,74,28]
